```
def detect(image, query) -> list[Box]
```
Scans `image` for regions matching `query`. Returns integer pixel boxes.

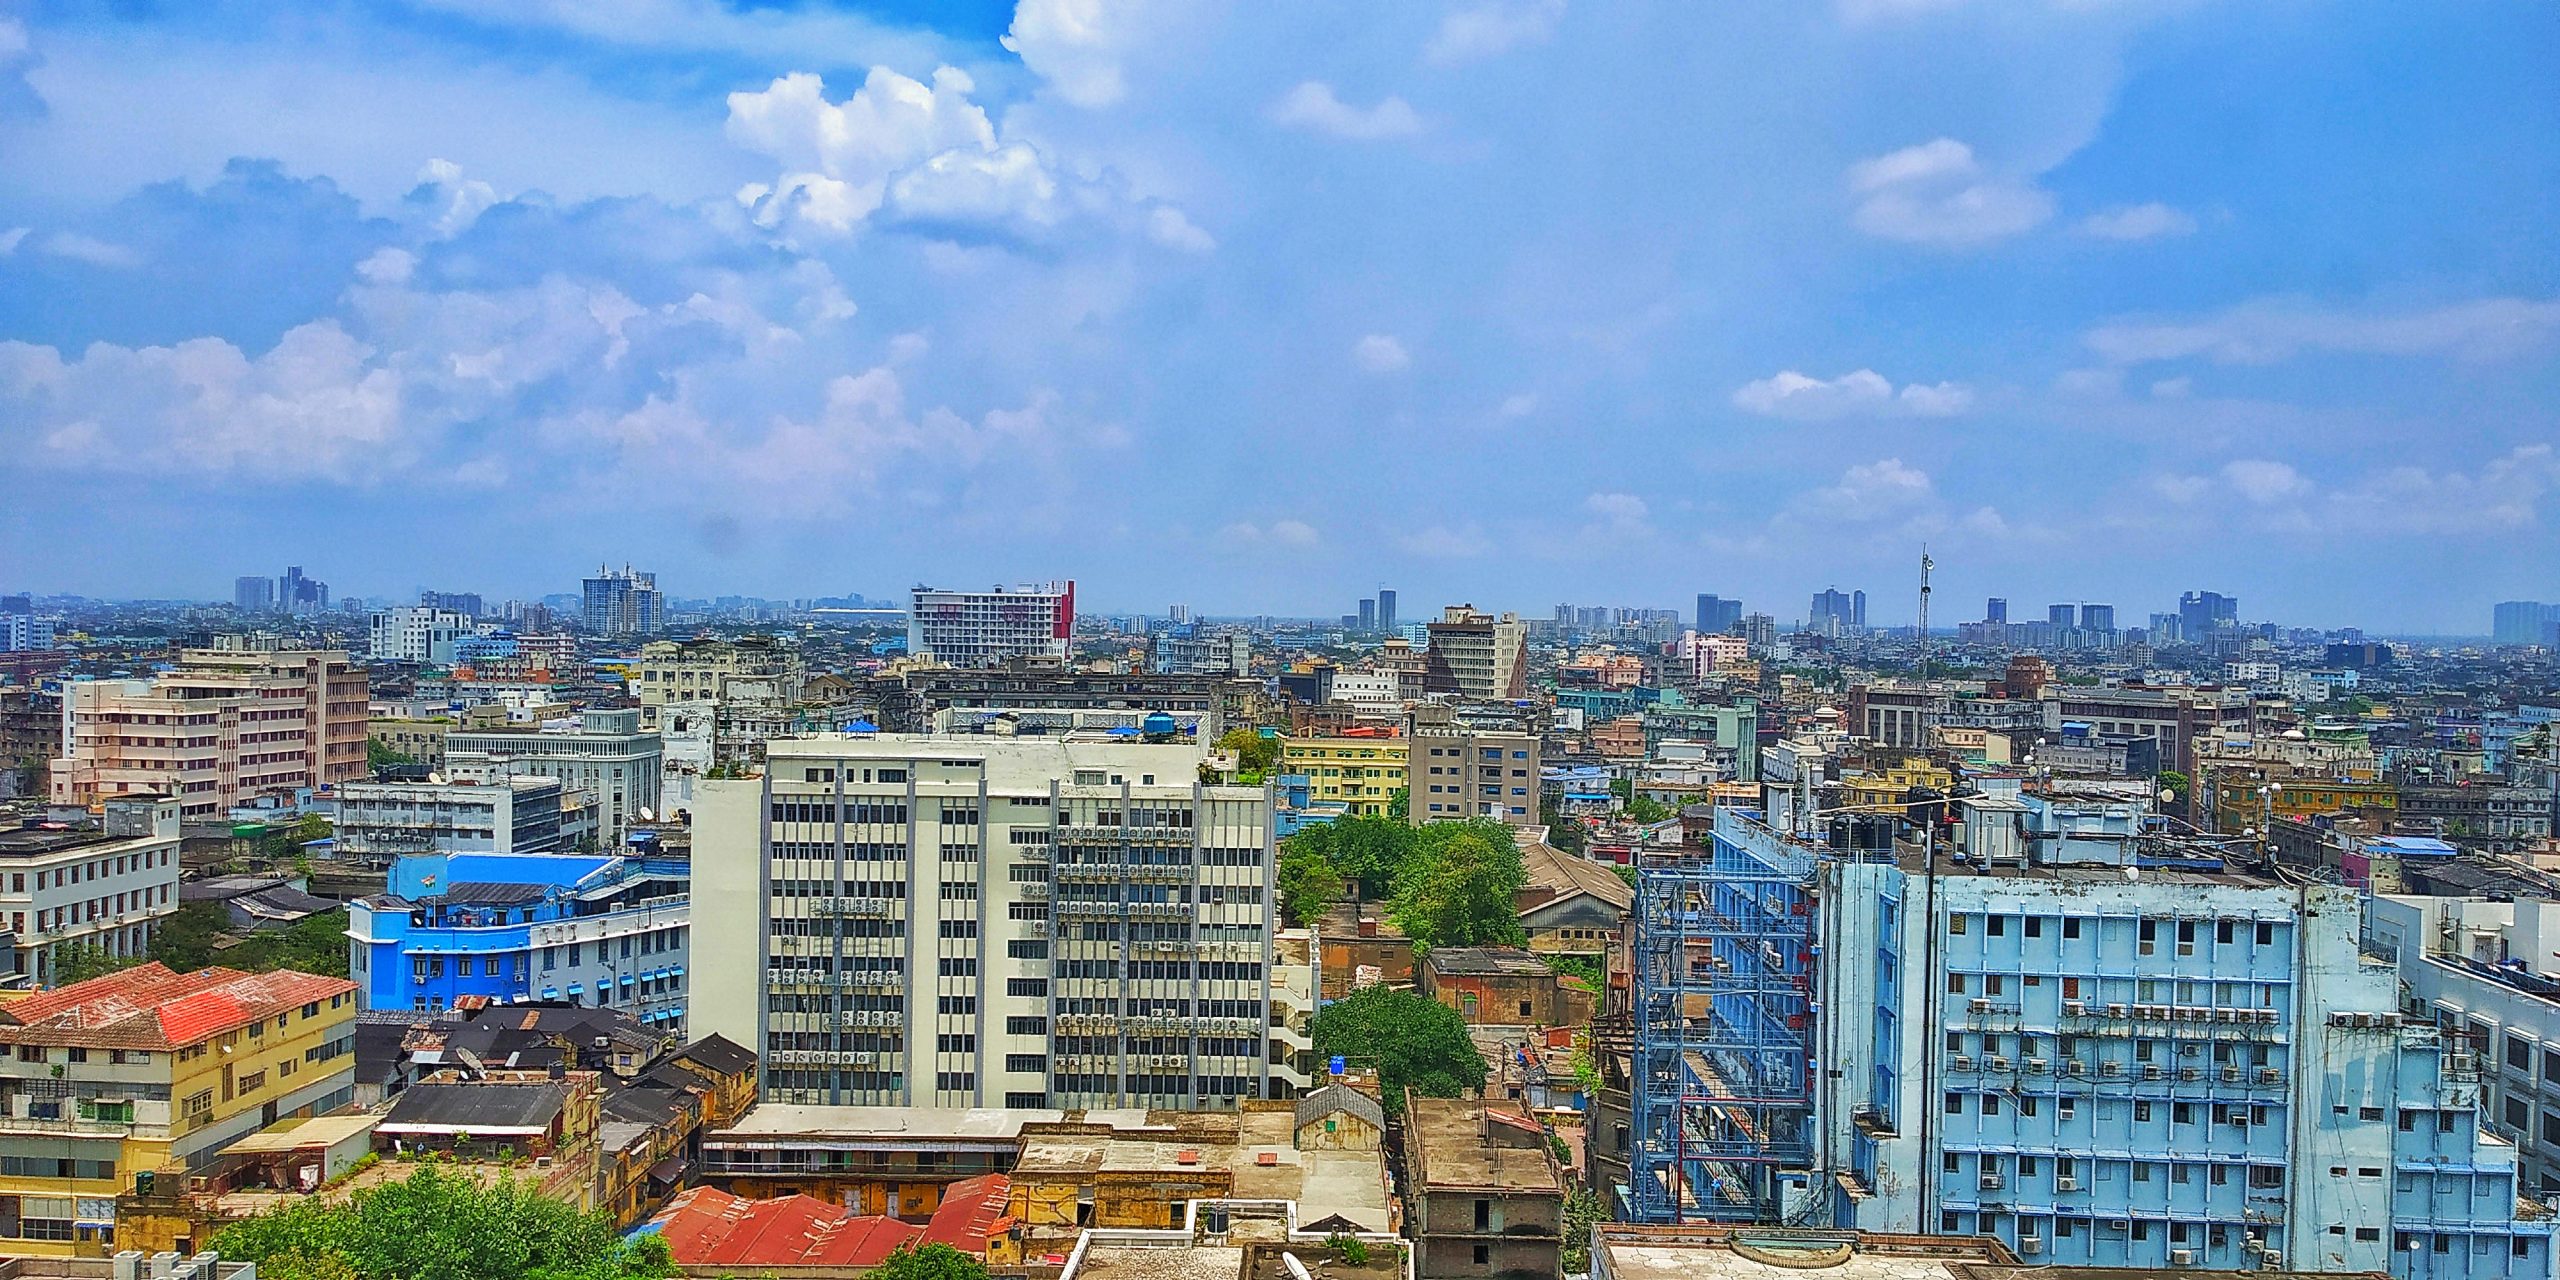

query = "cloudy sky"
[0,1,2554,629]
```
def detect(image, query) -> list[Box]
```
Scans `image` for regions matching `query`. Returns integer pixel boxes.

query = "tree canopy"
[214,1165,673,1280]
[147,902,352,978]
[1277,841,1346,927]
[1387,825,1527,952]
[1214,728,1280,775]
[1308,984,1488,1112]
[863,1243,990,1280]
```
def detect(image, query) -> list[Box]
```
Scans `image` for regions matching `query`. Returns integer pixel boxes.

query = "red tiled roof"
[921,1174,1012,1252]
[649,1187,923,1270]
[0,964,356,1050]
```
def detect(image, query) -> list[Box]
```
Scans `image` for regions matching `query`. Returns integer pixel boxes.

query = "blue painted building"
[1625,808,2555,1280]
[346,849,690,1030]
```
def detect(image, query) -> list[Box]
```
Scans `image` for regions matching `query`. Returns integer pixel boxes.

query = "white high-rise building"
[907,582,1075,667]
[691,734,1309,1110]
[368,606,474,664]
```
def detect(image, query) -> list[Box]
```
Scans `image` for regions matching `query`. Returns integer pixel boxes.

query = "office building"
[443,708,662,844]
[1986,598,2008,625]
[1618,808,2554,1280]
[0,963,357,1255]
[418,590,484,617]
[907,582,1075,667]
[1694,595,1745,635]
[333,776,569,860]
[583,565,666,636]
[1376,589,1397,634]
[1357,598,1376,632]
[1279,733,1408,818]
[1150,625,1251,678]
[0,616,53,653]
[367,606,474,665]
[0,796,182,986]
[2366,896,2560,1197]
[1408,703,1539,825]
[277,565,329,615]
[2043,684,2251,778]
[51,647,368,818]
[1811,588,1865,633]
[2493,602,2559,647]
[1423,606,1527,700]
[2179,590,2239,639]
[690,735,1298,1111]
[232,576,274,613]
[348,849,689,1026]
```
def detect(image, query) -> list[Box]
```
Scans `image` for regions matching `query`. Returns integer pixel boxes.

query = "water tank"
[1142,712,1178,737]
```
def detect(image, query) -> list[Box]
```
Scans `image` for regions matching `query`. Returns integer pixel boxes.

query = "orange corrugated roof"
[921,1174,1011,1252]
[649,1187,923,1270]
[0,964,355,1050]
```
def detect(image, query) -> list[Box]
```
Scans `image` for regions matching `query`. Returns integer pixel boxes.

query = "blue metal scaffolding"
[1627,811,1819,1223]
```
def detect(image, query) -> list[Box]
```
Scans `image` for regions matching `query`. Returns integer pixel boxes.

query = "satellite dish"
[637,807,655,822]
[427,772,447,785]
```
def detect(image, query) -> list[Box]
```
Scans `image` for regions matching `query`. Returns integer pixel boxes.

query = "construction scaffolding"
[1627,810,1819,1224]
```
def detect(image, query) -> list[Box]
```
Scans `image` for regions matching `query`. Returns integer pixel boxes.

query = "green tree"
[1297,816,1420,900]
[1388,822,1526,952]
[1611,864,1638,891]
[366,740,415,771]
[2156,770,2191,810]
[148,903,352,978]
[1624,794,1673,824]
[1308,985,1488,1112]
[862,1243,989,1280]
[1386,786,1409,821]
[1560,1185,1607,1273]
[214,1164,673,1280]
[1214,728,1280,775]
[1277,841,1346,928]
[50,944,142,986]
[1539,800,1587,856]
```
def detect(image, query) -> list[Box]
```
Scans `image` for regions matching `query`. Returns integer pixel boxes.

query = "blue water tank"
[1142,711,1178,736]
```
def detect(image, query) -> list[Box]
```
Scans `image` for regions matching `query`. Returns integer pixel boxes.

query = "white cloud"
[1220,518,1320,547]
[40,231,141,268]
[412,158,501,238]
[1269,82,1425,141]
[2085,296,2560,365]
[1145,205,1217,253]
[355,247,415,286]
[2220,459,2310,504]
[0,227,25,255]
[1498,392,1538,418]
[1003,0,1144,109]
[1798,457,1936,521]
[1731,368,1971,419]
[1426,0,1566,65]
[2078,202,2196,241]
[727,68,1003,234]
[1847,138,2053,247]
[1397,524,1491,558]
[1353,334,1411,373]
[1585,491,1648,523]
[405,0,946,69]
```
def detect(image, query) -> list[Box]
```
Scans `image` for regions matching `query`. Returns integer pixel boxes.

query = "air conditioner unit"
[2171,1250,2195,1266]
[1951,1056,1977,1072]
[2257,1067,2283,1084]
[2064,1000,2088,1017]
[2142,1064,2165,1080]
[2018,1235,2044,1257]
[2055,1175,2081,1193]
[2027,1058,2050,1073]
[1988,1056,2012,1072]
[2220,1066,2242,1083]
[2106,1003,2129,1018]
[2179,1067,2202,1081]
[2100,1061,2125,1077]
[2259,1247,2285,1267]
[1969,998,1993,1014]
[1979,1173,2004,1191]
[2062,1060,2088,1077]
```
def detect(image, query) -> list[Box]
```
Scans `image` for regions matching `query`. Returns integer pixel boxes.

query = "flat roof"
[1405,1096,1559,1194]
[224,1113,381,1155]
[707,1104,1064,1144]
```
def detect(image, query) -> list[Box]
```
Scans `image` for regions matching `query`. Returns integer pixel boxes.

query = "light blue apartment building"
[1624,807,2554,1280]
[346,849,690,1028]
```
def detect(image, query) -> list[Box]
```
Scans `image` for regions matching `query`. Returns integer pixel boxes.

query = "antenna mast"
[1917,543,1934,689]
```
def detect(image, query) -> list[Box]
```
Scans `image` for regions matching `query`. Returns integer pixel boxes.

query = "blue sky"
[1,0,2554,629]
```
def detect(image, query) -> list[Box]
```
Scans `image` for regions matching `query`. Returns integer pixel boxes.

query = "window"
[2024,916,2042,938]
[2062,917,2082,939]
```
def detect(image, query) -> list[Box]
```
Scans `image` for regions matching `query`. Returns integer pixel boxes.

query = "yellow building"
[1840,756,1956,811]
[2209,773,2398,834]
[0,963,358,1255]
[1279,735,1409,817]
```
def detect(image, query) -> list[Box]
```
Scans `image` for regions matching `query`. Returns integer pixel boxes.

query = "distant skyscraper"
[1851,590,1866,628]
[420,590,484,617]
[2048,603,2077,629]
[1376,589,1397,633]
[2080,603,2116,632]
[277,565,329,615]
[1810,588,1860,631]
[2179,590,2238,638]
[1695,594,1743,634]
[582,565,665,636]
[1358,597,1376,631]
[1169,603,1190,624]
[234,576,274,612]
[2493,601,2557,646]
[1984,597,2007,625]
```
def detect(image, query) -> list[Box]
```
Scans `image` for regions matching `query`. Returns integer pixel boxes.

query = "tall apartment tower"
[234,576,275,612]
[51,648,368,817]
[1423,605,1528,700]
[2048,603,2078,629]
[907,582,1075,667]
[692,736,1301,1111]
[583,564,666,636]
[2079,603,2116,633]
[1696,595,1744,634]
[1985,597,2008,625]
[1357,598,1377,632]
[1375,589,1397,634]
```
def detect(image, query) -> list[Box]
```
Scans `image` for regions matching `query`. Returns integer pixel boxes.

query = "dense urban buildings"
[0,795,182,986]
[1424,605,1528,700]
[50,645,368,818]
[581,564,666,636]
[442,708,663,844]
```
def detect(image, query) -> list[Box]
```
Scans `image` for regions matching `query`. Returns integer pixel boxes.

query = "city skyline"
[1,4,2555,626]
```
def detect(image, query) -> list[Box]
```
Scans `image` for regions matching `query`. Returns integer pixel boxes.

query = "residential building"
[2493,602,2559,647]
[333,776,569,861]
[2180,590,2240,639]
[365,715,452,769]
[0,796,182,986]
[1424,606,1528,700]
[1402,1094,1564,1280]
[1676,630,1750,681]
[1420,948,1580,1027]
[582,565,665,636]
[366,607,473,665]
[1376,588,1398,634]
[0,617,55,654]
[691,735,1303,1111]
[648,1181,1016,1273]
[1617,806,2556,1280]
[696,1105,1052,1213]
[0,963,357,1255]
[1151,624,1251,678]
[632,636,804,727]
[277,565,328,615]
[443,708,662,844]
[232,577,275,613]
[1812,588,1866,633]
[1409,702,1538,824]
[2042,684,2252,777]
[1695,595,1744,634]
[1279,732,1408,818]
[50,647,368,818]
[346,850,689,1027]
[908,582,1076,667]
